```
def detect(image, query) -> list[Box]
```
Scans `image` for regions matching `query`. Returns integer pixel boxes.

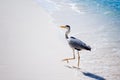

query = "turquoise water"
[71,0,120,22]
[37,0,120,54]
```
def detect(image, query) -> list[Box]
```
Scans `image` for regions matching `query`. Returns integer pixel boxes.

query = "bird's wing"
[68,37,91,51]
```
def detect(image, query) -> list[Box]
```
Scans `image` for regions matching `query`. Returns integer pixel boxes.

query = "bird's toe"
[62,58,69,63]
[72,66,80,69]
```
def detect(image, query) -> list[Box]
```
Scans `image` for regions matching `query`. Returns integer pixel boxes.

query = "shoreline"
[0,0,120,80]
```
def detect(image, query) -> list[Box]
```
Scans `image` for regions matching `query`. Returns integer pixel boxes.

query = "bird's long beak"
[60,26,66,28]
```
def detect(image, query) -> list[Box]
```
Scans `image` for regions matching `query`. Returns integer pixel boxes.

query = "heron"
[60,25,91,68]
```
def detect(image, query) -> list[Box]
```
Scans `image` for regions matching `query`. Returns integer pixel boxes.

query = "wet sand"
[0,0,120,80]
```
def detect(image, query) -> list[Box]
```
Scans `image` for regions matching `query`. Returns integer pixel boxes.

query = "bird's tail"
[84,45,91,51]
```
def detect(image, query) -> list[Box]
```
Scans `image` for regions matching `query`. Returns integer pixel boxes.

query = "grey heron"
[60,25,91,68]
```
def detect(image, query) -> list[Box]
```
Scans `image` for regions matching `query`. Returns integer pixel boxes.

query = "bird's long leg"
[77,51,80,68]
[62,49,75,63]
[72,51,80,69]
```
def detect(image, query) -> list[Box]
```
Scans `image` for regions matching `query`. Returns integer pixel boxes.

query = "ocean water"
[37,0,120,54]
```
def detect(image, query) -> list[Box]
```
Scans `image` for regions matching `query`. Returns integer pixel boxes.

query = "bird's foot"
[62,58,69,63]
[72,66,80,69]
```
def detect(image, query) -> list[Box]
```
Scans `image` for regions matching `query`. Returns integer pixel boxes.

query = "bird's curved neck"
[65,27,70,39]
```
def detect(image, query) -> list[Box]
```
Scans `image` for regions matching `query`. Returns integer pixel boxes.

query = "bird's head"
[60,25,70,29]
[60,25,71,39]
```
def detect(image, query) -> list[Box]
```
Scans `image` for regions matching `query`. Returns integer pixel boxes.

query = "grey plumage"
[61,25,91,51]
[60,25,91,68]
[68,36,91,51]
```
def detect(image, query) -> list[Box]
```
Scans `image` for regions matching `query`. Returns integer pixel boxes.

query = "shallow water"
[37,0,120,56]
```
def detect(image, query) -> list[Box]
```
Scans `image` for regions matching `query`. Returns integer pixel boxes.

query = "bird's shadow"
[82,72,106,80]
[65,65,106,80]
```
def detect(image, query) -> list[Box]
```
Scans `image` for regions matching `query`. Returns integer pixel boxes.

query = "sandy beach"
[0,0,120,80]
